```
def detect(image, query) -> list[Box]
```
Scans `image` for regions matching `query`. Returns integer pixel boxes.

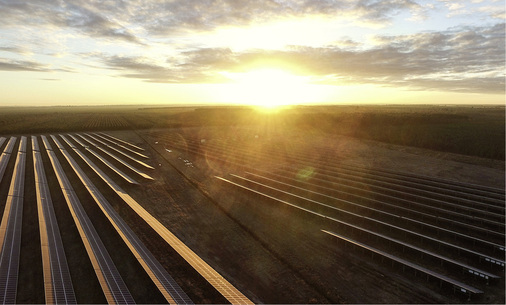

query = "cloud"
[477,5,506,19]
[0,0,142,44]
[135,0,423,34]
[446,3,465,10]
[0,58,75,73]
[96,23,504,94]
[99,54,228,83]
[1,1,502,95]
[0,1,502,46]
[352,0,420,22]
[0,0,423,40]
[437,0,505,19]
[62,3,141,43]
[0,46,29,55]
[0,59,49,72]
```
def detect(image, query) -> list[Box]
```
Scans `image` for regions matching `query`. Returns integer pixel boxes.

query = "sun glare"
[208,17,346,51]
[221,69,316,110]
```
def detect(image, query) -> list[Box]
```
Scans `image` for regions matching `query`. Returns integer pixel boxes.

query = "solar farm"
[0,105,504,304]
[0,133,254,304]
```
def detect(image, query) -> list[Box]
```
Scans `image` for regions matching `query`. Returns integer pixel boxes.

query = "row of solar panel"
[0,137,26,304]
[0,132,252,305]
[152,130,503,299]
[33,137,77,304]
[53,134,192,305]
[60,134,252,305]
[240,170,505,265]
[158,132,505,244]
[165,130,504,221]
[0,134,178,304]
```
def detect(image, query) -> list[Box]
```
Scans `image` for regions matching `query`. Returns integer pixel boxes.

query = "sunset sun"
[222,69,315,110]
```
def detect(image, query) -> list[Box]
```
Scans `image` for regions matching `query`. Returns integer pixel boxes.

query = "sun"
[220,69,315,110]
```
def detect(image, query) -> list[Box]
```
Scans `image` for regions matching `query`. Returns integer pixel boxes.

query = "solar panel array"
[46,135,135,305]
[98,132,145,151]
[153,129,504,300]
[75,134,154,180]
[0,137,17,185]
[70,135,252,305]
[55,135,192,304]
[322,230,484,294]
[94,133,149,159]
[85,134,154,169]
[0,137,26,304]
[32,136,77,304]
[0,131,256,304]
[60,135,138,185]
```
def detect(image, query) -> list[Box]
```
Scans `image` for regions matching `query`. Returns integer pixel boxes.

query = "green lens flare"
[296,166,315,181]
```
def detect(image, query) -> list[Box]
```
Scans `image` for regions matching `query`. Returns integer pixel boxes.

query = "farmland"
[0,105,504,304]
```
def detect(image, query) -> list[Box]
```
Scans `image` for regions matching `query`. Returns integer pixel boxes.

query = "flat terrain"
[0,104,504,160]
[0,105,503,303]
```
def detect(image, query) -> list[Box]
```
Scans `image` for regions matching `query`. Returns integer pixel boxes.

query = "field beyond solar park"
[0,104,504,304]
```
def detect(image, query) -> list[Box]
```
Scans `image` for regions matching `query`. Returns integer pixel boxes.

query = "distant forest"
[0,105,504,160]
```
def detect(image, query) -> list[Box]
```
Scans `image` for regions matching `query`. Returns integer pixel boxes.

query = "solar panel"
[323,230,484,295]
[0,141,26,304]
[93,133,149,159]
[3,137,17,154]
[65,144,192,304]
[7,152,25,198]
[0,139,15,185]
[84,134,154,169]
[41,135,53,151]
[33,137,77,304]
[242,171,506,266]
[18,136,27,154]
[60,135,138,185]
[31,136,40,152]
[67,134,88,148]
[73,151,252,304]
[45,140,134,304]
[77,134,153,180]
[99,132,145,151]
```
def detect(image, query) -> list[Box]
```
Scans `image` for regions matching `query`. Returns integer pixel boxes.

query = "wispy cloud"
[0,46,30,55]
[62,3,142,44]
[0,0,142,44]
[0,58,75,73]
[98,53,230,83]
[477,4,506,19]
[438,0,505,19]
[0,59,49,72]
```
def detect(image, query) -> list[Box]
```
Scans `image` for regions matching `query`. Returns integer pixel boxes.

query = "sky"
[0,0,504,107]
